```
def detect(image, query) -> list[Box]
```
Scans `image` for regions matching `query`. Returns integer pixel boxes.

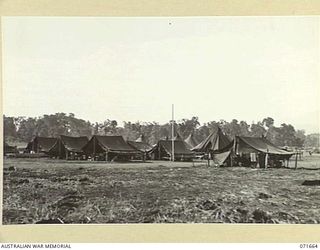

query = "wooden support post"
[34,139,38,153]
[265,150,269,169]
[105,152,108,162]
[143,151,146,162]
[158,144,161,160]
[65,150,68,160]
[58,140,61,159]
[295,152,298,169]
[93,136,96,161]
[231,137,237,167]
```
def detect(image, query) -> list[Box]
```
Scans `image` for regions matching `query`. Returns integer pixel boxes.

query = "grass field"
[2,154,320,224]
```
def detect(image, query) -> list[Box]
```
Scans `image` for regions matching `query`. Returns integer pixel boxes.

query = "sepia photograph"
[2,16,319,225]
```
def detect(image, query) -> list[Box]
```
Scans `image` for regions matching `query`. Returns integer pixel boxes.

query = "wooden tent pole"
[58,139,61,159]
[32,139,35,153]
[231,137,237,167]
[93,136,96,161]
[158,143,161,160]
[265,149,269,169]
[34,138,38,153]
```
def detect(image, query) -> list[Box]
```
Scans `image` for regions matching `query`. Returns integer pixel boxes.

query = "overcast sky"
[2,17,319,133]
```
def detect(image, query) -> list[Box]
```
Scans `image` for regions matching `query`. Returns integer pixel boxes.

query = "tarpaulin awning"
[236,136,295,156]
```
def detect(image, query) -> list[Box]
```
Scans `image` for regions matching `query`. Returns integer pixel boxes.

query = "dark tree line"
[3,113,318,148]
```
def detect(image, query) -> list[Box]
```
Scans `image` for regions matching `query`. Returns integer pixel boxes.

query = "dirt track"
[2,154,320,224]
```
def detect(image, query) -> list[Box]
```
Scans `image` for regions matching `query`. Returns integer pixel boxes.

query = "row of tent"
[22,134,194,161]
[25,135,142,161]
[5,127,295,166]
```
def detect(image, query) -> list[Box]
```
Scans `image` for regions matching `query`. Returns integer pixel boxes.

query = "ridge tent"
[82,135,140,161]
[149,139,194,161]
[192,127,231,153]
[234,136,295,168]
[184,133,198,149]
[127,140,153,153]
[4,142,18,156]
[131,134,153,152]
[49,135,89,159]
[25,136,57,154]
[127,140,153,161]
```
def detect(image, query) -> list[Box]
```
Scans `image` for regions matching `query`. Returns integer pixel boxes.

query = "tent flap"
[184,133,198,149]
[212,150,231,166]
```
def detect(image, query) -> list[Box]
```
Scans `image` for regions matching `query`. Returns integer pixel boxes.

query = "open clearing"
[3,154,320,224]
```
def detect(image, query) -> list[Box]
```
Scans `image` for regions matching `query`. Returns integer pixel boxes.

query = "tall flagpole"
[172,104,175,162]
